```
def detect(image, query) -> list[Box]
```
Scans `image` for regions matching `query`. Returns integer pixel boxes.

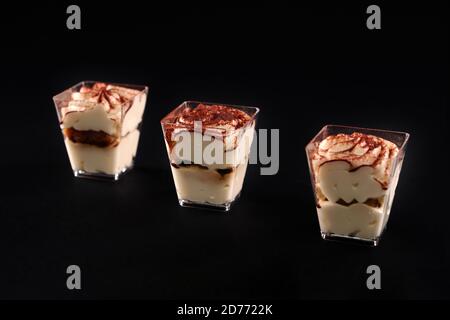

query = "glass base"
[73,167,131,181]
[321,232,380,247]
[178,199,233,212]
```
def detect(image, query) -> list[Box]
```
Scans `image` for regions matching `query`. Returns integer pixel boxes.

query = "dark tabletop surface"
[0,2,448,300]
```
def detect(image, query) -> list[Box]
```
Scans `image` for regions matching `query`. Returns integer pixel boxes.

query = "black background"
[0,1,448,300]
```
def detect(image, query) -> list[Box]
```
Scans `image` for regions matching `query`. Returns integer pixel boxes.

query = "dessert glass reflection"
[161,101,259,211]
[53,81,148,180]
[306,125,409,246]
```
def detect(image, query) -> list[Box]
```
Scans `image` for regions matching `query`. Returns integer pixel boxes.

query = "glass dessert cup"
[53,81,148,181]
[306,125,409,246]
[161,101,259,212]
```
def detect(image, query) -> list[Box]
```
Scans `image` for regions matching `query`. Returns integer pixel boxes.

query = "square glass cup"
[53,81,148,181]
[161,101,259,211]
[305,125,409,246]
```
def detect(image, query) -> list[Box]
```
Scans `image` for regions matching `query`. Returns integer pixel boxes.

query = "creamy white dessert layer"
[171,162,248,205]
[166,124,254,205]
[317,167,401,240]
[317,201,386,240]
[122,92,146,136]
[317,161,386,203]
[63,102,119,135]
[315,160,397,239]
[64,129,140,175]
[62,91,146,137]
[161,103,258,206]
[58,83,147,176]
[309,132,402,240]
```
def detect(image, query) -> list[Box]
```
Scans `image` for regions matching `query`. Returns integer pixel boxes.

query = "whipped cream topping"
[62,82,141,118]
[162,103,253,134]
[312,132,399,187]
[60,82,146,137]
[162,103,255,152]
[172,104,252,129]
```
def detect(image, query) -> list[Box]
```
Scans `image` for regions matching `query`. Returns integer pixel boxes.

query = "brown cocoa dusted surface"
[311,132,400,188]
[161,103,254,151]
[167,103,252,129]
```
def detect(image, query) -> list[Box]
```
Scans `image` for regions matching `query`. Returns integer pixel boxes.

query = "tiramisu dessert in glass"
[161,101,259,211]
[306,125,409,246]
[53,81,148,180]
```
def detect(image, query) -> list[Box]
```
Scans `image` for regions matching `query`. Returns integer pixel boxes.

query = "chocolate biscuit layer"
[64,128,118,148]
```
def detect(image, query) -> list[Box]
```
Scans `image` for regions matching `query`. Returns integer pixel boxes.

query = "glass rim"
[306,124,410,151]
[160,100,260,127]
[52,80,148,103]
